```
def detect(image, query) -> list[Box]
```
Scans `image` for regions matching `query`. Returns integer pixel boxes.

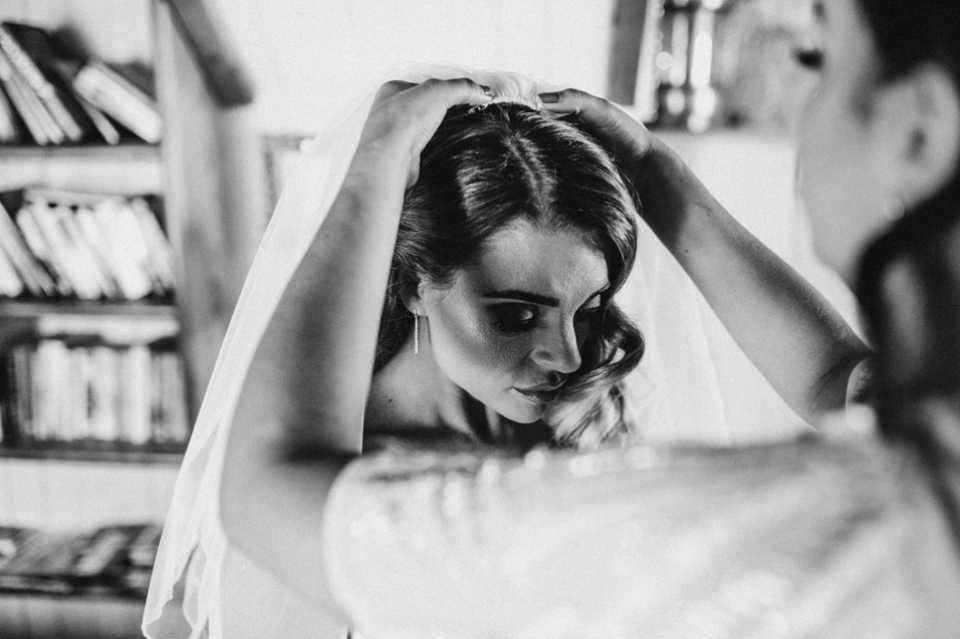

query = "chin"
[488,400,547,424]
[494,399,546,424]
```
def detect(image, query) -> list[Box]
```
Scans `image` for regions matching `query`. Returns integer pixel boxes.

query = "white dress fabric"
[322,432,954,639]
[143,67,755,639]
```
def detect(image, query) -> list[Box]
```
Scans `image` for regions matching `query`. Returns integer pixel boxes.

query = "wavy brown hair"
[375,102,644,448]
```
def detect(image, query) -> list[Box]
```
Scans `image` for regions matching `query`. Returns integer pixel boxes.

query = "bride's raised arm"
[217,78,491,616]
[539,89,871,425]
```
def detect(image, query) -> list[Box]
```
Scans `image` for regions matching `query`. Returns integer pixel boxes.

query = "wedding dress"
[142,68,951,639]
[323,422,960,639]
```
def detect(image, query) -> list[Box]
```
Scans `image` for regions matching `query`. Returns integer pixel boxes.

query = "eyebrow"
[482,287,609,307]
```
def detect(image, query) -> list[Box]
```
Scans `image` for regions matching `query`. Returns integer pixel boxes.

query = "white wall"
[215,0,617,135]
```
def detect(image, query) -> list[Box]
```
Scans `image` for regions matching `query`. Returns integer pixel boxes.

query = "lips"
[513,384,564,405]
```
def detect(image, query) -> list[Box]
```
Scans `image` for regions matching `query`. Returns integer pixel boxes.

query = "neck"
[369,339,489,437]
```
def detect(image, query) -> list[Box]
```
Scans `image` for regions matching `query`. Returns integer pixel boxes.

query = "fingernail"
[538,92,559,104]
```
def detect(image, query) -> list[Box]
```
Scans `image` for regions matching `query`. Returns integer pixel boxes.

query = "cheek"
[798,90,886,279]
[428,300,527,382]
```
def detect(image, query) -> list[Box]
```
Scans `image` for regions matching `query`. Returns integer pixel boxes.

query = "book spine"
[92,198,155,299]
[14,203,72,296]
[73,93,120,145]
[11,345,33,441]
[121,343,151,444]
[0,47,49,144]
[89,345,120,441]
[0,200,57,296]
[0,241,24,297]
[72,64,161,143]
[129,198,176,294]
[29,201,99,299]
[0,83,23,142]
[0,25,83,141]
[55,204,117,299]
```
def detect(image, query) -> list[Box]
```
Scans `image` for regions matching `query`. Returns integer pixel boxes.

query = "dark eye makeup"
[487,301,603,335]
[488,303,539,334]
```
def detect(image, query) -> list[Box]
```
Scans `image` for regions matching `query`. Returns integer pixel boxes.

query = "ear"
[878,64,960,207]
[400,276,426,314]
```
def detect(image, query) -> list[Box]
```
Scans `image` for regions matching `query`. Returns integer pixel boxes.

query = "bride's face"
[417,219,609,423]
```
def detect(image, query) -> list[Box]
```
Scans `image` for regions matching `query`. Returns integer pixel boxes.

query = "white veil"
[142,66,731,639]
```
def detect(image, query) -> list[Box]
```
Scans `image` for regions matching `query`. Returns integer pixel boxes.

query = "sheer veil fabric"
[141,66,730,639]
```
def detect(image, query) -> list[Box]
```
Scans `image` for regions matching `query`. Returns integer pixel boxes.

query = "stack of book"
[0,21,161,146]
[0,188,175,301]
[0,335,190,448]
[0,523,162,597]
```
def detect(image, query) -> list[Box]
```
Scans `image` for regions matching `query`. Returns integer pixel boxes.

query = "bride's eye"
[489,304,539,334]
[793,47,824,70]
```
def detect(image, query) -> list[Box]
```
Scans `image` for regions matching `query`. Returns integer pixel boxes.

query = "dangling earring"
[883,195,906,222]
[413,309,419,355]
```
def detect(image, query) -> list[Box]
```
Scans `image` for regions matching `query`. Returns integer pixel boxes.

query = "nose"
[531,322,582,375]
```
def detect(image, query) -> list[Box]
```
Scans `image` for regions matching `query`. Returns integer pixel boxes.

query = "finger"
[537,88,601,115]
[376,79,417,101]
[419,77,494,108]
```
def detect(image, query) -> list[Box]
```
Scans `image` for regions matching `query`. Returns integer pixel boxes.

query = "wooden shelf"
[0,587,145,601]
[0,300,177,320]
[0,143,160,161]
[0,590,145,639]
[0,441,185,465]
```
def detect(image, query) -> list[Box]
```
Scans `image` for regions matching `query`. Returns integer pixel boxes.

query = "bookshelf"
[0,0,263,637]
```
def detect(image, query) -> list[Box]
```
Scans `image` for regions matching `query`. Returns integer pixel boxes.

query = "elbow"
[805,349,873,426]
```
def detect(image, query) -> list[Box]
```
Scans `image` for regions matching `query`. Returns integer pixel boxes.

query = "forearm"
[637,145,870,422]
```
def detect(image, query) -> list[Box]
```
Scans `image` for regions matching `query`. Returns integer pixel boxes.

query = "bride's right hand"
[353,78,493,187]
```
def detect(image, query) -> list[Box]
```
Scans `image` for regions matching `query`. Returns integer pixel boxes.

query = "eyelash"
[794,47,824,70]
[489,304,602,335]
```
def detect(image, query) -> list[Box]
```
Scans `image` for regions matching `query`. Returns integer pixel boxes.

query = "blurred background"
[0,1,859,637]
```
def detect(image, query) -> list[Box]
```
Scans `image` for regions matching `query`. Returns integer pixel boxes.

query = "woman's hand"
[538,88,694,231]
[355,78,492,188]
[538,89,664,188]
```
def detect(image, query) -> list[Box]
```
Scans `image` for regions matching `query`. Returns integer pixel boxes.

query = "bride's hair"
[376,101,644,448]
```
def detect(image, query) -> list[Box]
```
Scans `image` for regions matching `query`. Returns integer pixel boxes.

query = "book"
[0,528,86,594]
[24,199,100,299]
[0,523,163,596]
[12,188,175,300]
[0,198,58,297]
[1,336,189,446]
[0,22,98,143]
[0,526,39,571]
[14,201,73,296]
[0,45,51,144]
[0,83,23,143]
[70,60,161,144]
[0,241,23,297]
[74,91,120,144]
[130,197,175,294]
